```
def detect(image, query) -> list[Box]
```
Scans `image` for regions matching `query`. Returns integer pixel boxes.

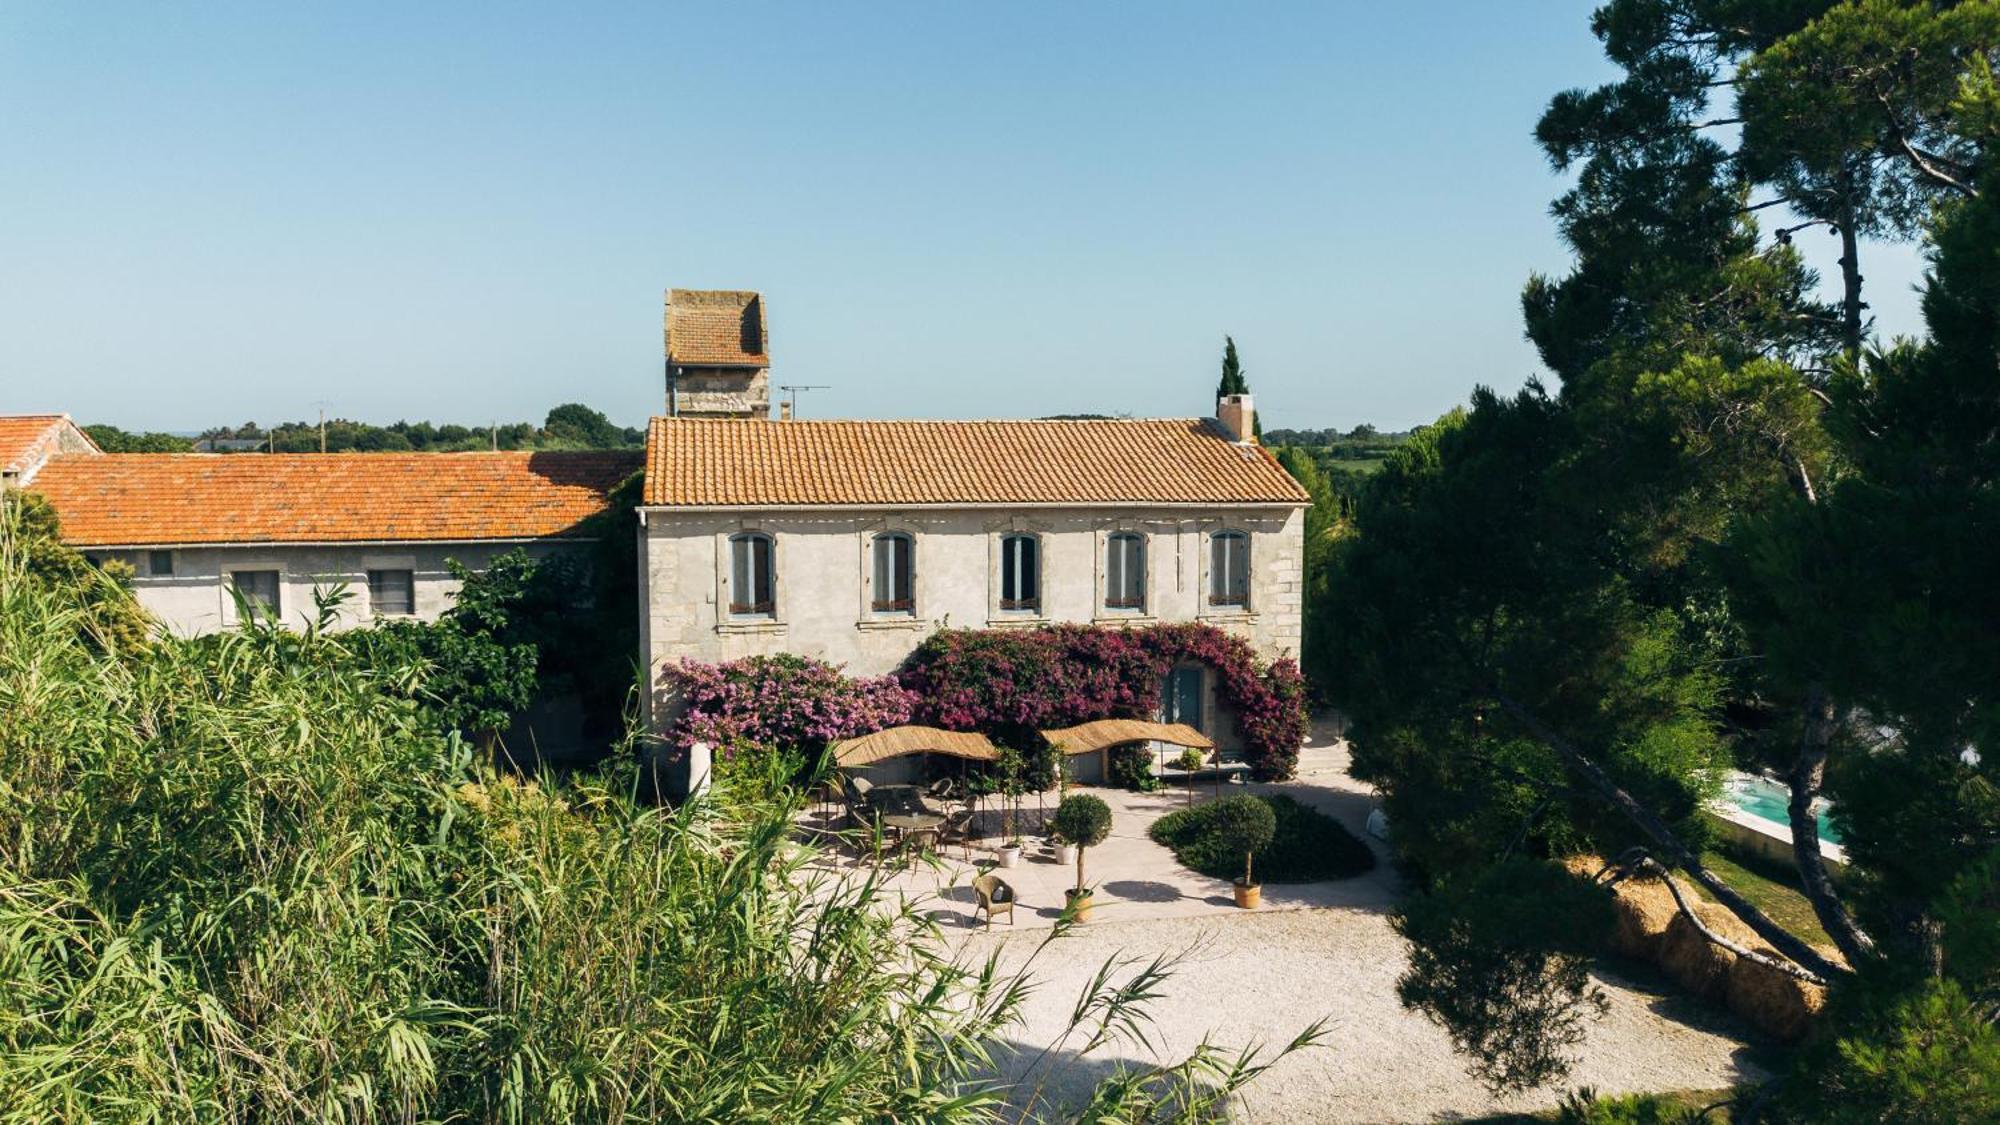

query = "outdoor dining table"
[868,784,934,820]
[865,785,947,864]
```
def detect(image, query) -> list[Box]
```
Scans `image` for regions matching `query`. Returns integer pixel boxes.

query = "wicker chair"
[897,827,940,869]
[844,776,877,828]
[972,874,1016,929]
[939,806,976,859]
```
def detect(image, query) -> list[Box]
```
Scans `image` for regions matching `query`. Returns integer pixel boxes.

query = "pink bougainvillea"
[899,623,1309,781]
[661,653,915,757]
[661,624,1310,781]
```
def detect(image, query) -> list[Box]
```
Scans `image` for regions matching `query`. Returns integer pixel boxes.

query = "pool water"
[1723,774,1843,844]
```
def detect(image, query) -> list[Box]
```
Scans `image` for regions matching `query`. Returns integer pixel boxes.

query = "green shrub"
[1149,794,1375,883]
[1205,795,1277,885]
[1107,744,1161,791]
[1555,1088,1706,1124]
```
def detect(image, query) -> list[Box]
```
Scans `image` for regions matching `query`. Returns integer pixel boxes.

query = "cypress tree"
[1216,336,1246,398]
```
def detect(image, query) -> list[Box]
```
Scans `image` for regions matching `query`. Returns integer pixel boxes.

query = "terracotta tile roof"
[29,451,642,547]
[643,418,1311,507]
[1,414,99,478]
[665,289,768,367]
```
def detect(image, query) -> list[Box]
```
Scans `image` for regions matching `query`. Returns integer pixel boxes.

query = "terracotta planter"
[1054,843,1079,865]
[1064,887,1094,923]
[997,844,1023,869]
[1233,880,1261,909]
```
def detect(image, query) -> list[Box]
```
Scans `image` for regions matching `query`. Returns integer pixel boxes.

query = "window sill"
[1198,608,1259,624]
[1092,613,1158,627]
[985,614,1049,630]
[856,616,928,632]
[717,618,787,636]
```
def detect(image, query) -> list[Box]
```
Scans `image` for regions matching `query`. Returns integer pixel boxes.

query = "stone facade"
[638,504,1305,752]
[669,366,771,420]
[98,540,583,637]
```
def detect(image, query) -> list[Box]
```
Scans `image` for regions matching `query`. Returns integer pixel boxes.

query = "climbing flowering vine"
[661,624,1309,780]
[900,623,1309,781]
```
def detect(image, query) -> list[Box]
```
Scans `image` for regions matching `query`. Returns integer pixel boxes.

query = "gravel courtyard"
[917,728,1770,1121]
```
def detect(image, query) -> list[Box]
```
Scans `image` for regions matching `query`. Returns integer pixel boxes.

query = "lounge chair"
[973,874,1016,929]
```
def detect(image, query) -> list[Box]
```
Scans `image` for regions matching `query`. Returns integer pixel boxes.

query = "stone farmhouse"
[10,289,1308,754]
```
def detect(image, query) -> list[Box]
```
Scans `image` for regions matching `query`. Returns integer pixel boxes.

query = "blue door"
[1163,666,1204,731]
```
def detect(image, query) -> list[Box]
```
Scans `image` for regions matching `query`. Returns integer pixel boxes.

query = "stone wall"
[671,366,770,419]
[640,504,1306,746]
[105,540,587,636]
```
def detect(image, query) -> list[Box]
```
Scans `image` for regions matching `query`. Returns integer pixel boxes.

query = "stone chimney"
[1217,394,1256,443]
[779,398,794,421]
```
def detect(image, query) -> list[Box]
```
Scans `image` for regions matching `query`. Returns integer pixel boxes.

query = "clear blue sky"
[0,2,1928,434]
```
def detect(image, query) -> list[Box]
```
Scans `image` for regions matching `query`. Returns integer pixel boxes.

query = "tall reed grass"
[0,512,1323,1121]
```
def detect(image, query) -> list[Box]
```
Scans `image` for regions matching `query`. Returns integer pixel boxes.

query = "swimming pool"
[1720,773,1843,844]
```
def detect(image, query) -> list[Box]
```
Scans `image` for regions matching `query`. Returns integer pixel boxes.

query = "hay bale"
[1560,854,1831,1040]
[1659,909,1735,1000]
[1727,952,1827,1041]
[1560,855,1688,962]
[1607,874,1681,961]
[1657,894,1767,1002]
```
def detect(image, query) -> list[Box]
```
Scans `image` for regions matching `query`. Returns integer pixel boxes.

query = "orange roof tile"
[665,289,768,367]
[642,418,1310,508]
[30,451,641,547]
[1,414,99,477]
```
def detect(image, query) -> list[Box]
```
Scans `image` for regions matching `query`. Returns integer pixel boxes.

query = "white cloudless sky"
[0,2,1929,434]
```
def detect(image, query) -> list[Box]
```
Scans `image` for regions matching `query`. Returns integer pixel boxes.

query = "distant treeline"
[1262,425,1410,460]
[85,403,643,454]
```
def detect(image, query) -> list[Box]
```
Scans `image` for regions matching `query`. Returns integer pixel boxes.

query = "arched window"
[1104,532,1146,611]
[1209,531,1250,607]
[728,532,775,617]
[1000,534,1040,612]
[871,532,915,613]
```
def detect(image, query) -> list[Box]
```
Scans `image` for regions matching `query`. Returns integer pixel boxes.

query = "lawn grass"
[1148,794,1375,883]
[1693,847,1833,950]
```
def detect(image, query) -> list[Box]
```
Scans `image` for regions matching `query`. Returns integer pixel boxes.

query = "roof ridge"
[648,416,1207,425]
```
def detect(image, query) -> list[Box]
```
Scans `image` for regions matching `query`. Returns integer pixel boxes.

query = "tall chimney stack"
[1217,393,1256,443]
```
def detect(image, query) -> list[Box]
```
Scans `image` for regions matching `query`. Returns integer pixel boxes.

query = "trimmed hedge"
[1149,794,1375,883]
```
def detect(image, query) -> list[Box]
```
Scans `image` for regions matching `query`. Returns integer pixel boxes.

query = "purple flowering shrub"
[662,653,915,759]
[899,623,1309,781]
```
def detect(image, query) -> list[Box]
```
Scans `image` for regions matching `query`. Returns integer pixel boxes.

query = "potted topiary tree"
[1211,794,1277,908]
[1050,794,1113,922]
[1173,747,1205,805]
[995,746,1025,868]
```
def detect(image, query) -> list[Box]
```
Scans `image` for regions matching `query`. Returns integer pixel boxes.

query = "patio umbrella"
[1037,719,1214,755]
[1039,719,1217,797]
[828,725,1000,768]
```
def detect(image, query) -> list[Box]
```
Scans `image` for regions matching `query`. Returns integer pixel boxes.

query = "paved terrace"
[797,725,1768,1121]
[801,736,1398,929]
